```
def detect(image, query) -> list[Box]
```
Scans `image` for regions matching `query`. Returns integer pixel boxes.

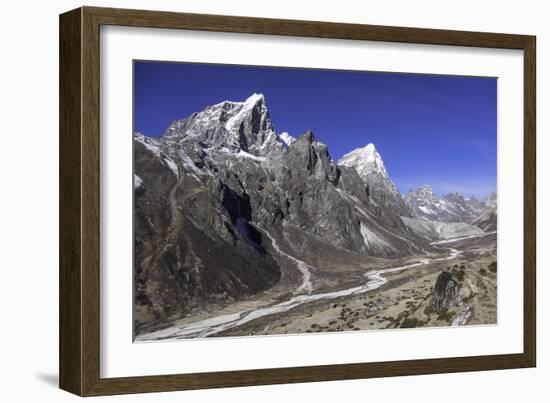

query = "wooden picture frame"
[59,6,536,396]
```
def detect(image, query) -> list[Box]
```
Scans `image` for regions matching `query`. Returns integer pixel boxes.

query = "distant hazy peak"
[414,185,434,194]
[485,191,498,208]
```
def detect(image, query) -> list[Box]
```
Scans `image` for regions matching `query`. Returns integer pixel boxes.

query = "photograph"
[1,1,542,400]
[132,61,498,342]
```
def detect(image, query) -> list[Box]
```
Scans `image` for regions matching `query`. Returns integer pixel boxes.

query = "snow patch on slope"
[178,150,206,181]
[257,226,313,294]
[134,174,143,189]
[236,150,267,162]
[279,132,296,148]
[225,93,265,133]
[164,158,179,178]
[360,222,394,253]
[134,134,162,157]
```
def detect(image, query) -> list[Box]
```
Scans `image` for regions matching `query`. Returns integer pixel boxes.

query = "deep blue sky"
[134,61,497,198]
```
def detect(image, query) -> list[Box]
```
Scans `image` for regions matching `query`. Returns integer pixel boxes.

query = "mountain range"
[133,93,497,331]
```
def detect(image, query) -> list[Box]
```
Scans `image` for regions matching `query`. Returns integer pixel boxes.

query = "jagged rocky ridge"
[133,93,496,330]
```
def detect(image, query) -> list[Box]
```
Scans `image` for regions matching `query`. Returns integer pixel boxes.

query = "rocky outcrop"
[432,270,472,313]
[432,271,460,312]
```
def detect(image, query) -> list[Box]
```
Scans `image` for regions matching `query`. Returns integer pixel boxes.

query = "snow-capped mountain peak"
[364,143,376,152]
[213,92,265,109]
[279,132,296,148]
[338,143,411,215]
[159,93,286,157]
[223,93,269,133]
[338,143,388,179]
[244,92,265,105]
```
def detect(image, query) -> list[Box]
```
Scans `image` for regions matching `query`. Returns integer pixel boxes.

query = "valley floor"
[135,232,497,342]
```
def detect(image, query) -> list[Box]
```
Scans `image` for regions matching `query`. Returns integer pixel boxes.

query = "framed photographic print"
[59,6,536,396]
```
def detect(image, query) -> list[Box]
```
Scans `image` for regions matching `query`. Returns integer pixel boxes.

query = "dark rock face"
[134,139,282,332]
[432,271,461,312]
[265,131,368,252]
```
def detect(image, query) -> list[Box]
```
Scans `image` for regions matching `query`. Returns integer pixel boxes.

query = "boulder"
[432,271,462,312]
